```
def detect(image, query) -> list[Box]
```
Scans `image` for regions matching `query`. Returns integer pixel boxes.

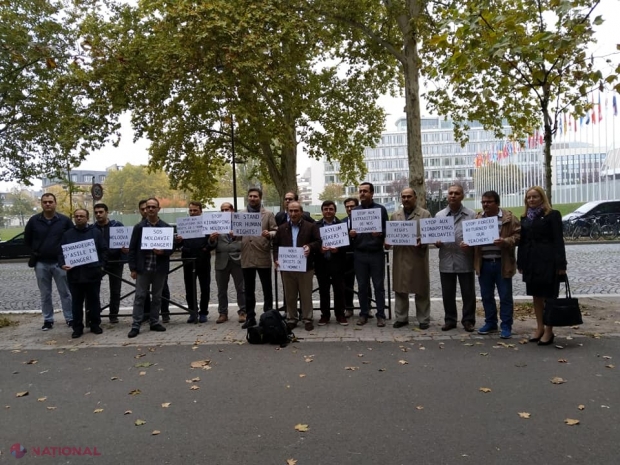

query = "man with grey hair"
[435,183,477,332]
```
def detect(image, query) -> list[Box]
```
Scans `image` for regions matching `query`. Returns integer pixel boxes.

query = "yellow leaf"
[550,377,566,384]
[518,339,528,345]
[124,410,132,415]
[398,360,409,365]
[190,385,200,390]
[152,430,161,435]
[294,424,309,432]
[518,412,531,419]
[37,397,47,402]
[161,403,171,408]
[16,391,29,397]
[46,57,57,69]
[191,377,200,382]
[135,419,146,426]
[299,374,306,378]
[94,408,104,413]
[605,364,615,369]
[564,418,580,426]
[129,389,141,395]
[479,387,492,393]
[357,354,364,357]
[190,360,210,368]
[134,353,146,359]
[578,405,585,410]
[287,460,297,465]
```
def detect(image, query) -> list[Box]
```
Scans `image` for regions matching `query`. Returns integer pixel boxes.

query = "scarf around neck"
[526,206,543,221]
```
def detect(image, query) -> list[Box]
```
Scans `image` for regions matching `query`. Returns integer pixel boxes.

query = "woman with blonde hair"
[517,186,567,345]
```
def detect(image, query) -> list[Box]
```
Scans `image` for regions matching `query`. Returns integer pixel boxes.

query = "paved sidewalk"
[2,296,619,351]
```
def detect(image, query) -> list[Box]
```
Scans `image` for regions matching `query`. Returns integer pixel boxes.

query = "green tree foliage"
[425,0,616,204]
[102,164,175,213]
[319,183,345,202]
[78,0,392,202]
[0,0,118,185]
[8,188,37,225]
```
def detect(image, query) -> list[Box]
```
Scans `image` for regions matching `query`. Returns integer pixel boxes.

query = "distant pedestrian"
[24,193,73,331]
[60,209,108,338]
[517,186,567,346]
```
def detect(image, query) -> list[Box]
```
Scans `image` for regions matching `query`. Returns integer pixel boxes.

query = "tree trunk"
[541,92,553,205]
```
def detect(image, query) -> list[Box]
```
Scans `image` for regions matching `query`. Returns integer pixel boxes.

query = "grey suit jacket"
[209,234,242,271]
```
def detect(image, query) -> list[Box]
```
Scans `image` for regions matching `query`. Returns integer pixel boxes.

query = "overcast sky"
[2,0,619,194]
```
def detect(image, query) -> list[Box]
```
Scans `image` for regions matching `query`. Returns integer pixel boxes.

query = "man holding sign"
[94,203,128,324]
[471,191,520,339]
[127,198,173,338]
[349,182,389,327]
[386,188,432,330]
[273,202,322,331]
[60,209,107,339]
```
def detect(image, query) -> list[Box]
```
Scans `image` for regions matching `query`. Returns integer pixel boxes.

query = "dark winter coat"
[59,224,108,283]
[24,212,73,262]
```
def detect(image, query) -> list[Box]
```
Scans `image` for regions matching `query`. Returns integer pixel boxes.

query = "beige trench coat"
[390,206,431,294]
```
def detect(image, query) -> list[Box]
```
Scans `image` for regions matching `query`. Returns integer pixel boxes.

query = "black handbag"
[543,276,583,326]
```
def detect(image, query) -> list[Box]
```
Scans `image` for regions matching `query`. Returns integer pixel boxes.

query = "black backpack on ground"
[246,310,293,347]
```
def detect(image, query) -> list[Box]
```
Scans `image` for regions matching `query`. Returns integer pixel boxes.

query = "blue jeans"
[354,251,386,319]
[478,260,513,330]
[34,261,73,323]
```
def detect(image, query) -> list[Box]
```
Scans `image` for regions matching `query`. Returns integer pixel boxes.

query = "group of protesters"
[23,182,566,344]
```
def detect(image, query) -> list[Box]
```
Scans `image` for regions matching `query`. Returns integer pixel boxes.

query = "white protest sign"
[320,222,350,248]
[203,211,232,234]
[62,239,99,267]
[462,217,499,246]
[385,221,418,246]
[109,227,133,249]
[420,216,456,244]
[141,227,174,249]
[351,208,382,233]
[176,216,205,239]
[232,212,262,236]
[277,246,307,272]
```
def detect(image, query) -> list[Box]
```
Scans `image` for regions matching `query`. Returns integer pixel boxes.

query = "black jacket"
[350,201,388,253]
[94,219,128,263]
[275,210,315,226]
[59,224,108,283]
[128,218,174,274]
[180,235,213,271]
[273,220,322,270]
[314,217,347,274]
[24,212,73,262]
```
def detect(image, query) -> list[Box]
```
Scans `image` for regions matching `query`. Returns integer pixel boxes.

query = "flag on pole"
[591,94,597,124]
[613,94,618,117]
[598,94,603,122]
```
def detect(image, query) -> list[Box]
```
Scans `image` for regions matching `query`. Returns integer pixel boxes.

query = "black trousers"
[144,279,170,316]
[69,281,101,332]
[103,262,124,317]
[316,268,345,318]
[183,261,211,315]
[440,271,476,325]
[243,267,273,320]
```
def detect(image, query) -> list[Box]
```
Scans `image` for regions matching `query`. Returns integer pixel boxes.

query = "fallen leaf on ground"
[134,353,146,359]
[135,362,154,368]
[357,354,364,357]
[518,412,531,419]
[558,359,568,363]
[479,353,489,356]
[550,377,567,384]
[124,410,132,415]
[161,402,171,408]
[135,419,146,426]
[15,391,28,397]
[94,408,104,413]
[345,367,359,371]
[190,377,200,382]
[46,406,57,410]
[129,389,141,396]
[578,405,585,410]
[415,406,424,410]
[190,385,200,390]
[110,376,119,381]
[37,397,47,402]
[378,368,386,372]
[602,355,612,360]
[25,359,38,365]
[564,419,580,426]
[463,343,474,347]
[518,339,528,345]
[139,371,146,376]
[605,364,615,369]
[294,424,309,432]
[190,360,211,369]
[299,374,306,378]
[152,430,160,435]
[479,387,492,393]
[287,460,297,465]
[398,360,409,365]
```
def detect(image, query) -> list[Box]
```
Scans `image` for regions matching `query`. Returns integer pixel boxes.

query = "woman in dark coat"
[517,186,567,346]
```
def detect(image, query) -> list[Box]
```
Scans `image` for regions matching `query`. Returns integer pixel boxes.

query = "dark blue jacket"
[128,218,173,274]
[24,212,73,262]
[315,217,347,273]
[180,235,213,271]
[350,201,388,253]
[59,224,108,283]
[94,219,128,263]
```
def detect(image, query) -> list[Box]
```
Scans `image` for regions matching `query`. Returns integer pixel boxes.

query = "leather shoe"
[304,321,314,331]
[71,331,83,339]
[90,326,103,335]
[162,315,170,323]
[238,312,247,323]
[419,322,430,330]
[376,317,386,327]
[127,328,139,338]
[287,322,298,331]
[393,320,409,328]
[216,314,228,324]
[441,323,457,331]
[241,319,256,329]
[150,324,166,332]
[357,316,368,326]
[463,322,475,332]
[538,334,555,346]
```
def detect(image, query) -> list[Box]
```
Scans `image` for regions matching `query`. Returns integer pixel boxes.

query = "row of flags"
[474,91,619,168]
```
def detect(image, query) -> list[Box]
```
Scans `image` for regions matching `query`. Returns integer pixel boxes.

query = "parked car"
[0,232,31,259]
[562,200,620,226]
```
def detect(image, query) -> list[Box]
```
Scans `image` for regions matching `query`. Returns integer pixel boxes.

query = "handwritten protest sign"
[232,212,262,236]
[62,239,98,267]
[203,212,232,234]
[176,216,205,239]
[141,227,174,250]
[351,208,382,233]
[386,221,418,245]
[277,247,306,272]
[420,217,455,244]
[462,217,499,246]
[320,222,350,248]
[109,227,133,249]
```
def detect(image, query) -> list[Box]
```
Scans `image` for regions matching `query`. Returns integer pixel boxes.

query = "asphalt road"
[2,243,620,313]
[2,339,619,464]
